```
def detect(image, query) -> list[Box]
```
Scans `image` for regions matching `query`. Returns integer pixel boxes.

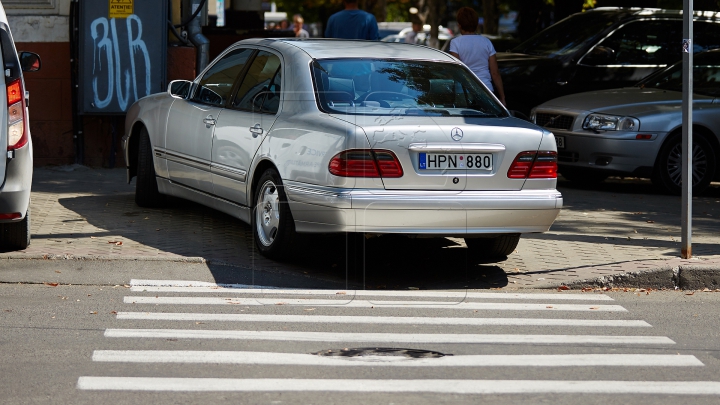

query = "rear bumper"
[285,181,562,234]
[0,142,32,223]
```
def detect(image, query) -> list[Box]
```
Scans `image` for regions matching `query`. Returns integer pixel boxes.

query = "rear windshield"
[311,58,508,118]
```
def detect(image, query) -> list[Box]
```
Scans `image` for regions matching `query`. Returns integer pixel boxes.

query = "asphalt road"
[1,261,720,405]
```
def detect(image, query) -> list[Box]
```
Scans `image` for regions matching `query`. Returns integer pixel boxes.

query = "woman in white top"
[448,7,506,107]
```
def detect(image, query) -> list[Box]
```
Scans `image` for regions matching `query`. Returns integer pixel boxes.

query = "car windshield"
[312,58,508,117]
[636,51,720,97]
[510,11,619,57]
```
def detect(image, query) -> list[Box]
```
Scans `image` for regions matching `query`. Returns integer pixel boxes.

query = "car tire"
[135,128,165,208]
[0,210,30,251]
[252,168,296,260]
[653,133,716,195]
[559,168,609,185]
[465,234,520,260]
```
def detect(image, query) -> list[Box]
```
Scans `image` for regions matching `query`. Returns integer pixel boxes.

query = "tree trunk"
[483,0,498,35]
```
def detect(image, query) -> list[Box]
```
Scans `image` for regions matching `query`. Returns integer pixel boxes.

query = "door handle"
[203,115,216,126]
[249,123,264,138]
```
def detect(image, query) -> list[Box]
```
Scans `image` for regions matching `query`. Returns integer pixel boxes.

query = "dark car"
[498,7,720,114]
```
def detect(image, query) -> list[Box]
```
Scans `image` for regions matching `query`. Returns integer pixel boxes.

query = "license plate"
[419,153,493,170]
[555,135,565,149]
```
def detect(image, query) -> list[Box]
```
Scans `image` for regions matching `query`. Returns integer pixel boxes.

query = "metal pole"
[681,0,693,259]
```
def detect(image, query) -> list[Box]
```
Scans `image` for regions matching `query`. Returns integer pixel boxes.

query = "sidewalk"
[5,165,720,289]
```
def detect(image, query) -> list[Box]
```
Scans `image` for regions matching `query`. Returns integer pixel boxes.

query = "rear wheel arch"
[250,159,281,206]
[127,121,146,181]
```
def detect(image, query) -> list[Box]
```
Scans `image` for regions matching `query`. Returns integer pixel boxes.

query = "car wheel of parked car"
[135,128,165,208]
[0,210,30,251]
[559,168,609,185]
[465,234,520,260]
[252,168,296,259]
[654,133,716,195]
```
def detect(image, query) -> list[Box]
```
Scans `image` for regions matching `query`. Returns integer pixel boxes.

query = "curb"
[0,254,208,263]
[562,265,720,290]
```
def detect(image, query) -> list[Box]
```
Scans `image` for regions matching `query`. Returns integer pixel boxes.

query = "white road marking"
[128,281,613,301]
[116,312,651,327]
[92,351,702,367]
[104,329,675,345]
[77,378,720,394]
[122,296,626,312]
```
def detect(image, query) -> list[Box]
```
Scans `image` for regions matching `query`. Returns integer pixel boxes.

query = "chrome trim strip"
[408,143,506,153]
[210,163,248,183]
[164,150,211,171]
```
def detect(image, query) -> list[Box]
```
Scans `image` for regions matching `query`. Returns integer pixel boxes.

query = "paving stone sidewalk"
[5,165,720,288]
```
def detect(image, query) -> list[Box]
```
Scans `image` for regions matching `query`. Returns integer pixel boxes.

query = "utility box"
[78,0,168,114]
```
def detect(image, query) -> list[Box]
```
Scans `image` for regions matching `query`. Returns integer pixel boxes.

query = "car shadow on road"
[56,192,509,290]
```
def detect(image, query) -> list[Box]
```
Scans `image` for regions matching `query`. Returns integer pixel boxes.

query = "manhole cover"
[313,347,450,359]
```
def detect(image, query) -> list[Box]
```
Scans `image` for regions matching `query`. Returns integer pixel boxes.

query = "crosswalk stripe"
[128,282,613,301]
[76,377,720,394]
[92,351,703,367]
[122,296,627,312]
[116,312,652,327]
[104,329,675,345]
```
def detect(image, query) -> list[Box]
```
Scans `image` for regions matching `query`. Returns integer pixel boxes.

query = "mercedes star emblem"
[451,127,463,141]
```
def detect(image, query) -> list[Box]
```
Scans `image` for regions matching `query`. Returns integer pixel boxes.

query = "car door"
[165,48,254,193]
[211,50,282,205]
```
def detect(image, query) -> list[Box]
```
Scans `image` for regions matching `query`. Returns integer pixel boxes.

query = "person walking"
[448,7,506,107]
[324,0,380,40]
[294,16,310,38]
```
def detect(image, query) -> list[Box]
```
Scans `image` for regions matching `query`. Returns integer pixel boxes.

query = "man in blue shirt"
[324,0,380,40]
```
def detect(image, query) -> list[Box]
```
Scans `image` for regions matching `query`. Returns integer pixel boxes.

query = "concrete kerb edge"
[559,264,720,290]
[0,254,208,263]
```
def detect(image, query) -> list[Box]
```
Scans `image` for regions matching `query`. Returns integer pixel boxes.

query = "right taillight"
[7,78,27,151]
[507,151,557,179]
[329,149,404,178]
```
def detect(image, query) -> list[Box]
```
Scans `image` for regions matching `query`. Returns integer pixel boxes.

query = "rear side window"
[191,48,253,107]
[694,22,720,53]
[232,51,282,114]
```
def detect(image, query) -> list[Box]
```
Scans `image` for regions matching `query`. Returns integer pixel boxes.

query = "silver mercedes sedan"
[532,49,720,195]
[122,39,562,260]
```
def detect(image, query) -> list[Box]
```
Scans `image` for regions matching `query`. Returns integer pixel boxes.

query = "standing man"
[325,0,380,40]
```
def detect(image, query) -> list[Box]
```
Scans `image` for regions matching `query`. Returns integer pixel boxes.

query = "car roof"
[587,7,720,19]
[234,38,456,62]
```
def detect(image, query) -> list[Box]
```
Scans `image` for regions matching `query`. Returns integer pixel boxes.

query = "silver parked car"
[123,39,562,260]
[0,2,41,251]
[532,49,720,194]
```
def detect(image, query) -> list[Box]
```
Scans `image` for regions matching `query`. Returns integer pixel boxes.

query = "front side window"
[192,48,253,106]
[312,58,507,117]
[233,51,282,114]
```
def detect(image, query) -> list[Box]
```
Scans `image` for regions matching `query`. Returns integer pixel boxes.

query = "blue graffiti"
[90,15,151,111]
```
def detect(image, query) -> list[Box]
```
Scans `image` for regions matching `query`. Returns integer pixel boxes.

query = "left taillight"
[507,151,557,179]
[329,149,404,178]
[7,78,27,151]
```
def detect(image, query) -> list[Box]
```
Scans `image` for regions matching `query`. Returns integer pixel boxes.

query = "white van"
[0,2,41,250]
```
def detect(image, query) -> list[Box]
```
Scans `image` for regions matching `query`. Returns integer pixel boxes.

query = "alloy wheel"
[256,180,280,247]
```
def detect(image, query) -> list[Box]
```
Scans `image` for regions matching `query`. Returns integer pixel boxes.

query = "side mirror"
[581,46,615,66]
[19,52,41,72]
[168,80,192,98]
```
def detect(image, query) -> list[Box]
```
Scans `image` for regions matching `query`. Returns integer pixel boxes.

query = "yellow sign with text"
[109,0,133,19]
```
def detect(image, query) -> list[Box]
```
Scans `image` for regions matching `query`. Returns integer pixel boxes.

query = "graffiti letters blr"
[90,15,151,111]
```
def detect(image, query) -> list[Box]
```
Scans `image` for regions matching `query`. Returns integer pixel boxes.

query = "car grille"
[558,151,579,163]
[535,113,574,130]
